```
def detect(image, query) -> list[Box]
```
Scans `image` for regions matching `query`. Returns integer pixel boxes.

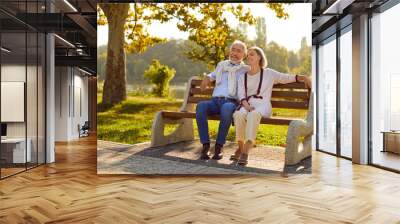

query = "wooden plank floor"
[0,136,400,223]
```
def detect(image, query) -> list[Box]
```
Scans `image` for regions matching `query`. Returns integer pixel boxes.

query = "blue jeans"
[195,97,238,145]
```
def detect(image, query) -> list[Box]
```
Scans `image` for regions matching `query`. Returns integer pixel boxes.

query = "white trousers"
[233,110,262,144]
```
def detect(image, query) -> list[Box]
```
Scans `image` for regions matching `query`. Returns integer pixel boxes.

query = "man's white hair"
[230,40,247,55]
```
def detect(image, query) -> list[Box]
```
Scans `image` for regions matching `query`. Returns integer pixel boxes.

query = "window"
[0,1,46,179]
[370,3,400,171]
[339,27,352,158]
[317,36,337,154]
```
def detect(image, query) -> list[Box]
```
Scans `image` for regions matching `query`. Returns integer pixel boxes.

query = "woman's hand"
[245,105,255,112]
[297,75,312,89]
[242,101,255,112]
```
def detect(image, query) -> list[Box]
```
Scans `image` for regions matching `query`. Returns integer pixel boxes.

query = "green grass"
[98,93,307,147]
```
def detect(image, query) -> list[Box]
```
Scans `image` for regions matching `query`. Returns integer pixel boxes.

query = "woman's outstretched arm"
[271,69,311,89]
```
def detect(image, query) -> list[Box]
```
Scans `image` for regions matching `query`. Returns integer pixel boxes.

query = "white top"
[245,71,261,96]
[237,68,296,117]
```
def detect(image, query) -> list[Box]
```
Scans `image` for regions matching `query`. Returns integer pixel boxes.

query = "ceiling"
[0,0,97,75]
[311,0,390,43]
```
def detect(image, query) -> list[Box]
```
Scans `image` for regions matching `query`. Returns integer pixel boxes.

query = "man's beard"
[229,56,241,64]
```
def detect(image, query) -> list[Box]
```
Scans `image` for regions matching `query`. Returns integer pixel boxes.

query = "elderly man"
[196,40,249,160]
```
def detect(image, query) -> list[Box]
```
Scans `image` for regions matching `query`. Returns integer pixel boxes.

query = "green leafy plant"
[144,59,176,97]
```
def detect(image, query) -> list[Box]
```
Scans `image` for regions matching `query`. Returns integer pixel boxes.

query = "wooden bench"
[151,76,314,165]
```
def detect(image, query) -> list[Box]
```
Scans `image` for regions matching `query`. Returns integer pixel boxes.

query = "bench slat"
[188,96,211,103]
[273,82,308,89]
[161,111,298,125]
[190,88,309,100]
[187,97,308,109]
[190,88,213,95]
[271,91,309,99]
[271,101,308,109]
[191,79,215,87]
[191,79,309,90]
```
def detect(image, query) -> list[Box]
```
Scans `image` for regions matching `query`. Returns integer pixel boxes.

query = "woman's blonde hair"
[248,46,267,68]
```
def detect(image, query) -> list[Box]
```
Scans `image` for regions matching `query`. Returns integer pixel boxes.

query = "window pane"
[340,28,352,158]
[371,3,400,171]
[318,37,337,154]
[1,31,27,177]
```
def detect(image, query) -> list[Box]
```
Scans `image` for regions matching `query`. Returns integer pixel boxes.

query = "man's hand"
[200,77,210,92]
[297,75,312,89]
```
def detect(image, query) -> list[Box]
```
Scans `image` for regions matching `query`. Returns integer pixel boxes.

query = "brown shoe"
[237,154,248,166]
[200,143,210,160]
[230,149,241,161]
[212,143,223,160]
[229,154,239,161]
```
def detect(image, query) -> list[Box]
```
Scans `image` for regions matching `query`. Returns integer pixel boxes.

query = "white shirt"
[237,68,296,117]
[207,61,248,98]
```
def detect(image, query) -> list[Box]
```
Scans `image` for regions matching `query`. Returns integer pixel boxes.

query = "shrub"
[143,59,176,97]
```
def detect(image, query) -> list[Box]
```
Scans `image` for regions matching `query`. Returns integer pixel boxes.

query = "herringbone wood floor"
[1,136,399,223]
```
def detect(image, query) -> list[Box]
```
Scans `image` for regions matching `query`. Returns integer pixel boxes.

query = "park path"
[97,140,311,175]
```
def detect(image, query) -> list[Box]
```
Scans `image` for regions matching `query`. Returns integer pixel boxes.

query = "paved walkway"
[97,140,311,175]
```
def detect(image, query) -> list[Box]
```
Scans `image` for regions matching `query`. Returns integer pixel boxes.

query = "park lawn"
[98,94,307,147]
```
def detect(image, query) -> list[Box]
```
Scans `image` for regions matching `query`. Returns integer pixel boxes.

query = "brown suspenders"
[237,69,264,111]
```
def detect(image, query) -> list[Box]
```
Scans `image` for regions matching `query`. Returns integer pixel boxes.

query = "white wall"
[1,65,27,138]
[55,66,69,141]
[55,67,89,141]
[1,64,46,164]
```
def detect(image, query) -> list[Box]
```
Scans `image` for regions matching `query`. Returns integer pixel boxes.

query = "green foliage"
[231,23,250,45]
[231,17,312,77]
[98,40,209,84]
[97,37,312,86]
[254,17,267,49]
[97,95,182,144]
[98,4,166,55]
[97,45,107,81]
[143,60,176,97]
[124,4,166,54]
[145,3,258,69]
[287,50,299,70]
[97,3,290,104]
[97,5,107,25]
[97,5,311,85]
[266,3,289,19]
[265,41,289,73]
[98,3,288,69]
[294,37,312,76]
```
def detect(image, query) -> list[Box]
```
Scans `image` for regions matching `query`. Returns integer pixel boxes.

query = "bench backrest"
[187,78,311,110]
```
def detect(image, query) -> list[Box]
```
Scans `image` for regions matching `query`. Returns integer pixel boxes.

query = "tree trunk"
[100,4,129,106]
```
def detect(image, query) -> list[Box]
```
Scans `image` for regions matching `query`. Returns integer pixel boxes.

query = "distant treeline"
[97,38,311,85]
[98,39,209,84]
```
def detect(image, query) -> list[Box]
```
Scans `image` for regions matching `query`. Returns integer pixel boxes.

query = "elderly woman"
[231,46,311,166]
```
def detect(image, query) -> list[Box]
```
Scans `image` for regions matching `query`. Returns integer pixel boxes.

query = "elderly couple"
[196,40,311,166]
